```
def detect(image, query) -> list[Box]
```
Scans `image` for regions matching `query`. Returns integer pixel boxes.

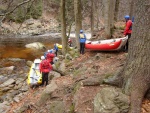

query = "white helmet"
[41,56,45,60]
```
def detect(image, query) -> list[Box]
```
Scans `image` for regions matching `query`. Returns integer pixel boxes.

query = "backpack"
[41,60,49,69]
[130,16,134,30]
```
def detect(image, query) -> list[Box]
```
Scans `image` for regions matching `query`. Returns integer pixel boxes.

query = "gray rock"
[15,78,24,85]
[49,71,61,80]
[14,83,23,90]
[82,76,103,86]
[0,66,15,71]
[0,76,8,84]
[59,60,66,72]
[36,80,58,106]
[0,78,15,88]
[94,86,130,113]
[26,60,33,67]
[19,84,28,92]
[13,96,20,103]
[0,101,10,113]
[25,42,46,50]
[46,101,65,113]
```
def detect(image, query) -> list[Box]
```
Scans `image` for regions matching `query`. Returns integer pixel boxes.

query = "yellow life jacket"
[80,34,85,38]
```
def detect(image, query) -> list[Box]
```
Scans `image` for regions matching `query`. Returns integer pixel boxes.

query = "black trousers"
[41,72,49,86]
[80,43,85,54]
[124,33,131,51]
[55,50,58,57]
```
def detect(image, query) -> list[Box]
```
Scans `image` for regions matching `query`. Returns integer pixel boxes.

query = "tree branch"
[0,0,33,16]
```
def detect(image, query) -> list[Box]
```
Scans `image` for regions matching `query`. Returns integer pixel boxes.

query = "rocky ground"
[0,18,149,113]
[0,50,149,113]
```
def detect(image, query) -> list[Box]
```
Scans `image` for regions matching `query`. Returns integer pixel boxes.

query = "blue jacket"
[54,44,58,51]
[79,33,86,43]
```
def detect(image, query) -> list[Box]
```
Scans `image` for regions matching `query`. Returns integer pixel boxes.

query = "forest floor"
[1,18,149,113]
[7,51,150,113]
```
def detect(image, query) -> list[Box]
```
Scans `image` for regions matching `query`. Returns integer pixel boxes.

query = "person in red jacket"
[68,38,72,47]
[39,56,52,86]
[46,49,55,65]
[123,15,132,52]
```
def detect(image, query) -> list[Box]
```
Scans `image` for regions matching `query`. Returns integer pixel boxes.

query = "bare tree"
[90,0,94,38]
[129,0,134,19]
[103,0,116,38]
[74,0,82,49]
[0,0,36,32]
[0,0,34,18]
[60,0,67,55]
[114,0,120,22]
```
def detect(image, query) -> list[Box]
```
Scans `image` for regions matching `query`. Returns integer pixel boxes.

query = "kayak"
[56,43,74,49]
[56,43,63,49]
[85,36,128,51]
[27,59,42,86]
[85,39,122,51]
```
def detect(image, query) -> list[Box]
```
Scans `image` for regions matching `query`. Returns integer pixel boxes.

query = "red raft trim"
[85,39,122,51]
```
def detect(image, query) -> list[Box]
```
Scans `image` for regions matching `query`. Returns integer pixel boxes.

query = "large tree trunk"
[114,0,120,22]
[122,0,150,113]
[60,0,67,55]
[129,0,134,18]
[74,0,82,49]
[103,0,116,38]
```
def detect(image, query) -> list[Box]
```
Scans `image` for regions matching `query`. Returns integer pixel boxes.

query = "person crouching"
[39,56,52,86]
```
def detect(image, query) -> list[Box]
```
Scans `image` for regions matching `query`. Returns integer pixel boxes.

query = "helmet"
[50,49,53,53]
[124,15,130,20]
[80,30,83,33]
[41,56,45,60]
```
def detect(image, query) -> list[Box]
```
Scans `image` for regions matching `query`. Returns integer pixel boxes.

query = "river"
[0,33,91,61]
[0,33,62,61]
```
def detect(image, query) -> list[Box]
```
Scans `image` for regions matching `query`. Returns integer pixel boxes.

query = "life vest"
[79,33,86,43]
[80,34,85,38]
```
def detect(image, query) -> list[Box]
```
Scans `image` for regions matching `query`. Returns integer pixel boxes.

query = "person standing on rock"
[123,15,132,52]
[54,44,58,56]
[39,56,52,86]
[79,30,87,54]
[46,49,55,64]
[68,38,72,47]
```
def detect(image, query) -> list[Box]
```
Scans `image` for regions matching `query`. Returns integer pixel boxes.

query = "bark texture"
[91,0,94,38]
[122,0,150,113]
[60,0,67,55]
[103,0,116,38]
[74,0,82,49]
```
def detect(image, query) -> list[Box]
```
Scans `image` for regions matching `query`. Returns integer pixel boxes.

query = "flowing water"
[0,34,61,61]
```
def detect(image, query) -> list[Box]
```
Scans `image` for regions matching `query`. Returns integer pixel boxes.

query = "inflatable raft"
[85,39,122,51]
[85,36,128,51]
[27,59,42,86]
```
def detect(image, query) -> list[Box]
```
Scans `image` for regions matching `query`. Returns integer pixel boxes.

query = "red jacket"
[124,20,132,35]
[39,59,52,73]
[46,53,55,63]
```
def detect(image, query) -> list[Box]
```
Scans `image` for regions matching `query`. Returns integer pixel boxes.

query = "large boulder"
[25,42,46,50]
[94,86,130,113]
[36,81,58,107]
